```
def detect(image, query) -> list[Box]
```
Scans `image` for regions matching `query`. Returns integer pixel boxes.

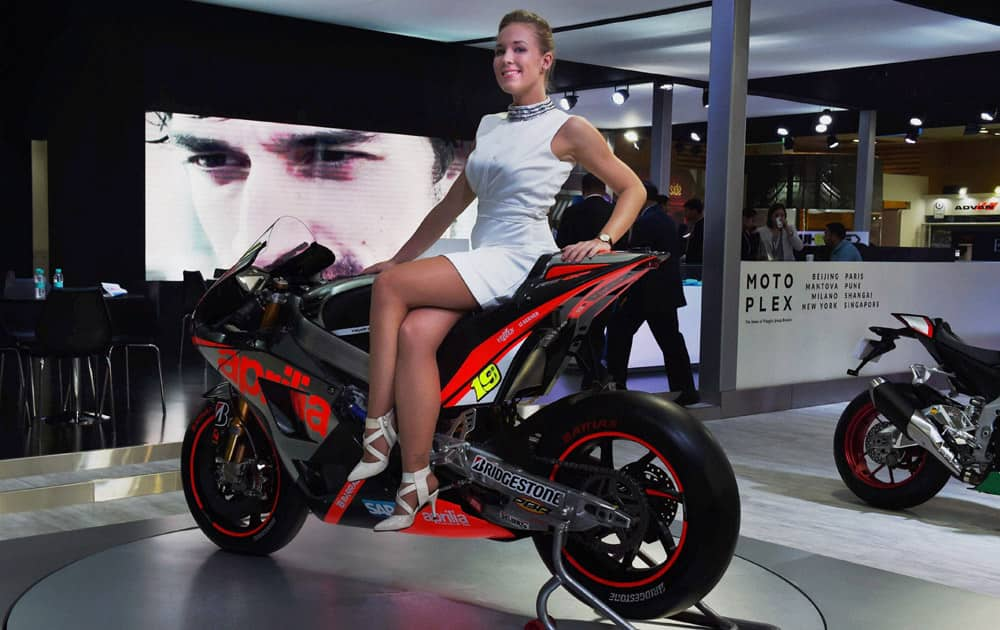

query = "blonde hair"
[498,10,556,87]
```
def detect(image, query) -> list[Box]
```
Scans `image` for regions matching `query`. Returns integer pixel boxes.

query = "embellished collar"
[507,98,556,122]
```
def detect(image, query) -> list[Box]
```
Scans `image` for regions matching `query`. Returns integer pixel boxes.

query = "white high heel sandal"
[373,466,438,532]
[346,410,397,481]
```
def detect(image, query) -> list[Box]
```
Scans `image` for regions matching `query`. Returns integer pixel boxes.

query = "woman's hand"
[561,238,611,263]
[362,259,398,275]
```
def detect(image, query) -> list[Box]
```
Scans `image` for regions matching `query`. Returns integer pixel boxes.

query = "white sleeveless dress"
[445,106,574,308]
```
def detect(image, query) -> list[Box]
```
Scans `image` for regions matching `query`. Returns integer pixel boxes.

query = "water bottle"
[33,268,46,299]
[53,268,64,289]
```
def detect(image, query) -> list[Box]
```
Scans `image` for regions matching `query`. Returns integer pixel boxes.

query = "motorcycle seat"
[935,321,1000,367]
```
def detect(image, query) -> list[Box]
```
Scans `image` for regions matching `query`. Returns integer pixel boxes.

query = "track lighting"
[979,127,990,134]
[782,136,795,151]
[690,131,701,142]
[702,88,709,109]
[623,130,639,143]
[776,127,789,137]
[658,82,674,91]
[819,109,833,126]
[559,92,578,111]
[909,116,923,127]
[827,134,840,149]
[815,123,828,134]
[611,86,629,105]
[981,108,996,122]
[904,129,919,144]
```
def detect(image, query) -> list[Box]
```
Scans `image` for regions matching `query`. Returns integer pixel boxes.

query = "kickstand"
[528,523,780,630]
[530,522,638,630]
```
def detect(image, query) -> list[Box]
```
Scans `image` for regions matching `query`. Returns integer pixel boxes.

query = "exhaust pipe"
[869,377,963,476]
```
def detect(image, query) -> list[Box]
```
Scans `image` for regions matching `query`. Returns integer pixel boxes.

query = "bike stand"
[526,522,780,630]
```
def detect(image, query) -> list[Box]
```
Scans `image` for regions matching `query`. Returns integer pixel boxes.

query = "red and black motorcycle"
[181,217,740,625]
[835,313,1000,509]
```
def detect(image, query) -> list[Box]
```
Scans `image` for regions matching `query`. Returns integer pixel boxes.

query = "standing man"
[556,173,612,249]
[607,183,698,406]
[681,197,705,264]
[557,172,615,388]
[741,207,762,260]
[825,222,863,261]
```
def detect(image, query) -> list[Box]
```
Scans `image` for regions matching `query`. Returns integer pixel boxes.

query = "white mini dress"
[445,103,574,308]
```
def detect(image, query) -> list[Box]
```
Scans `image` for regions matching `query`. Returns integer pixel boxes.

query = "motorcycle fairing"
[438,252,657,408]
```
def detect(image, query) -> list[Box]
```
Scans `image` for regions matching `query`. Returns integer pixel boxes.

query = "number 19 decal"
[471,364,502,401]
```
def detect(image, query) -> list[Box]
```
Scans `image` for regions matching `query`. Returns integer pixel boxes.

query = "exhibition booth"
[3,1,1000,629]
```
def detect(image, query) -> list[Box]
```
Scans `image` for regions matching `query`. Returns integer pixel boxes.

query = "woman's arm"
[787,227,804,252]
[389,171,477,264]
[552,117,644,263]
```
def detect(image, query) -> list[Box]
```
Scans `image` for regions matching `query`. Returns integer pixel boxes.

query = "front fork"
[217,395,250,465]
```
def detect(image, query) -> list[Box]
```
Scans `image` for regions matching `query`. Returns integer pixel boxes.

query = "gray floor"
[705,402,1000,598]
[4,395,1000,628]
[6,521,823,630]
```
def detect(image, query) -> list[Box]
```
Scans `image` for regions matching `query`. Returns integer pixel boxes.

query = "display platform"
[6,519,820,629]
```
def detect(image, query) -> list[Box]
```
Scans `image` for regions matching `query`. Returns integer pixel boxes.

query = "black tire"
[834,390,951,510]
[528,391,740,620]
[182,400,309,555]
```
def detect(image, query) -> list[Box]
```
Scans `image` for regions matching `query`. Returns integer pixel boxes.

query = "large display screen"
[145,112,474,281]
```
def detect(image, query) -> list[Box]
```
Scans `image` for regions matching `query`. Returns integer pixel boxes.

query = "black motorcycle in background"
[835,313,1000,508]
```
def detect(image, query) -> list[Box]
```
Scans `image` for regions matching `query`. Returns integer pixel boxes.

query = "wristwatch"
[597,233,612,245]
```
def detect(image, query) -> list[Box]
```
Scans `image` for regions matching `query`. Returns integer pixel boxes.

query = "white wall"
[883,174,928,247]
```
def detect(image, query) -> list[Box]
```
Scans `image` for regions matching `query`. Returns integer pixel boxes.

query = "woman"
[347,9,645,531]
[756,203,803,261]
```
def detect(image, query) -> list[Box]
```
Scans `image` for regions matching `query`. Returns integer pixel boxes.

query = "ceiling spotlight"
[827,134,840,149]
[981,108,996,122]
[819,109,833,126]
[623,129,639,143]
[690,131,702,142]
[978,127,990,134]
[659,82,674,91]
[815,123,828,133]
[559,92,578,111]
[994,185,1000,195]
[852,138,860,143]
[702,88,709,109]
[776,127,789,137]
[904,129,918,144]
[959,187,968,196]
[611,86,629,105]
[909,116,923,127]
[782,136,795,151]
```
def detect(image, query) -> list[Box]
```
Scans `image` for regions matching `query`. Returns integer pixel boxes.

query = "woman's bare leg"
[391,306,466,513]
[361,257,476,464]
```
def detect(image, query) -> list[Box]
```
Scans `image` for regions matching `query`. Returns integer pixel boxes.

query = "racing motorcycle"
[835,313,1000,509]
[181,217,740,625]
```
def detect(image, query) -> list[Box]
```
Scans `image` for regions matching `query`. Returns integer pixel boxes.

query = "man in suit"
[556,173,612,248]
[681,197,704,264]
[607,183,698,406]
[556,172,615,389]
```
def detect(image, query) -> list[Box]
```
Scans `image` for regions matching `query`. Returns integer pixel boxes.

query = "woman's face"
[493,23,551,98]
[772,209,786,226]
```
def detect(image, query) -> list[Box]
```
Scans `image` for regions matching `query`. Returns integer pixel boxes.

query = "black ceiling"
[895,1,1000,27]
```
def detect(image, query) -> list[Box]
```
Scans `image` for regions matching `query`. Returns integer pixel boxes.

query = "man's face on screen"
[167,115,439,276]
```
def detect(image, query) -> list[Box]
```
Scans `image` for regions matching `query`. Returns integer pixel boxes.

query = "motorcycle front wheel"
[182,400,309,555]
[834,390,951,509]
[529,391,740,620]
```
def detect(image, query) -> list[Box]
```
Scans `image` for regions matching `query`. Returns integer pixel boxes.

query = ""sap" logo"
[362,500,396,517]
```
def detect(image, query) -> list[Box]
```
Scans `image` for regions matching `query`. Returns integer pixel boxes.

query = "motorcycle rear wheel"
[182,401,309,555]
[834,391,951,510]
[529,392,740,620]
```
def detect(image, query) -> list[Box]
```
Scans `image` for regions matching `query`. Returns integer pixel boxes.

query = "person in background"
[556,172,614,389]
[757,203,803,261]
[607,183,699,407]
[556,173,611,248]
[825,222,863,261]
[741,207,761,261]
[681,197,704,264]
